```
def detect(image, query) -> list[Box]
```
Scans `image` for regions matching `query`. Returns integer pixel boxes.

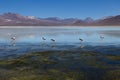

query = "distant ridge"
[0,12,120,26]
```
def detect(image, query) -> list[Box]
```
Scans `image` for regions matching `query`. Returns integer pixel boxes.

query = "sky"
[0,0,120,19]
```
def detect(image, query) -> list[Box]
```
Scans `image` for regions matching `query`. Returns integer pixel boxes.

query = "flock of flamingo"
[10,35,104,47]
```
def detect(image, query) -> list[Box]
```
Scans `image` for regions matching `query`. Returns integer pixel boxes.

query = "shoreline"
[0,26,120,28]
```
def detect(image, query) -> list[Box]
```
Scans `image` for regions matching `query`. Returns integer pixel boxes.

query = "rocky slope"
[0,12,120,26]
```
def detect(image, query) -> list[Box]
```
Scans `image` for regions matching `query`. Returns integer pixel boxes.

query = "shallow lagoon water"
[0,26,120,58]
[0,26,120,44]
[0,26,120,80]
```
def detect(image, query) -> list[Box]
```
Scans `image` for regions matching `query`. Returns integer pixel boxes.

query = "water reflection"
[0,27,119,46]
[12,43,16,46]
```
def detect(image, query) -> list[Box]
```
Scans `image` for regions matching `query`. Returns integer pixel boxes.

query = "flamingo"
[79,38,83,42]
[51,39,55,42]
[41,37,46,47]
[11,36,16,41]
[11,36,16,46]
[100,35,104,40]
[42,37,46,40]
[51,39,56,48]
[79,38,84,48]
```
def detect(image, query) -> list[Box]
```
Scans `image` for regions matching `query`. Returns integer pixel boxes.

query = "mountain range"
[0,12,120,26]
